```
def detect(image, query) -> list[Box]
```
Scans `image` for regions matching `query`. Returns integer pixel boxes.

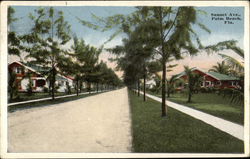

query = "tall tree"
[23,7,71,99]
[8,7,22,101]
[79,6,209,117]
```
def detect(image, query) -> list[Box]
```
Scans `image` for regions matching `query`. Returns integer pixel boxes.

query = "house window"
[32,80,36,87]
[15,67,22,74]
[200,82,205,87]
[231,81,236,86]
[37,79,46,87]
[205,81,211,87]
[216,81,221,86]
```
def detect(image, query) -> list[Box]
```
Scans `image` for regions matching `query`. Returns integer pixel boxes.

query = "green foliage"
[8,67,19,101]
[184,66,203,103]
[43,87,49,93]
[23,7,72,99]
[220,88,244,106]
[208,61,230,75]
[26,73,33,96]
[8,7,24,56]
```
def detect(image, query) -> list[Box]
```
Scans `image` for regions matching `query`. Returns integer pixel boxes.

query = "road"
[8,88,132,152]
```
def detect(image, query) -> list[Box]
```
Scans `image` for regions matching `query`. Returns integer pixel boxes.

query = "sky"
[8,6,244,78]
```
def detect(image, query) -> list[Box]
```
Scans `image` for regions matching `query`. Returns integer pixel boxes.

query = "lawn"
[8,92,66,103]
[8,91,102,113]
[147,91,244,125]
[8,88,102,103]
[129,91,244,153]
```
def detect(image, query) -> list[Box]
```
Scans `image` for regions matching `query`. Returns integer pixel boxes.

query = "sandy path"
[8,88,132,152]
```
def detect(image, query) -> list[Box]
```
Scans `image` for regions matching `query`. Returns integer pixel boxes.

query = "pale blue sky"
[9,6,245,77]
[10,6,244,48]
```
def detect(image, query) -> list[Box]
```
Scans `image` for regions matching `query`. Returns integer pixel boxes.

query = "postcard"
[1,1,249,158]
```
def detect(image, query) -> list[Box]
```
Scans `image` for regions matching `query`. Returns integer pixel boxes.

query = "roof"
[22,62,50,73]
[56,75,68,81]
[207,71,239,81]
[10,61,41,75]
[175,67,239,81]
[175,67,201,79]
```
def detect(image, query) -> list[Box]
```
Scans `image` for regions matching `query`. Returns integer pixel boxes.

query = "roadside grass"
[9,92,67,103]
[147,91,244,125]
[129,91,244,153]
[8,91,103,113]
[8,88,99,103]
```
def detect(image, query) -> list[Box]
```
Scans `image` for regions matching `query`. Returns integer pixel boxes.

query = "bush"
[200,87,207,93]
[43,87,49,93]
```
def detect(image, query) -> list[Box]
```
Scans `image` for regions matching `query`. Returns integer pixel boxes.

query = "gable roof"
[207,71,239,81]
[175,67,205,79]
[175,67,239,81]
[10,61,42,75]
[22,62,51,73]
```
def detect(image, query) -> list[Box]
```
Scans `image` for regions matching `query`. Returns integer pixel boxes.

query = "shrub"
[43,87,49,93]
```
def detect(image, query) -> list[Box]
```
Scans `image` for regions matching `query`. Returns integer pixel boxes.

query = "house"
[175,67,240,90]
[8,61,47,92]
[55,75,74,92]
[8,61,74,92]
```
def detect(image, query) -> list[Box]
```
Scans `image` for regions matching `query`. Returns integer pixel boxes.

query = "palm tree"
[166,74,179,98]
[208,61,230,75]
[205,40,244,105]
[184,66,203,103]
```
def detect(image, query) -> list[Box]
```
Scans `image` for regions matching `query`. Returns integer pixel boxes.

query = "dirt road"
[8,88,132,152]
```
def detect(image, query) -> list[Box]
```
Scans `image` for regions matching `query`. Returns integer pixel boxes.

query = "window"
[32,80,36,87]
[37,79,46,87]
[15,67,22,74]
[231,81,236,86]
[61,81,64,86]
[200,82,204,87]
[216,81,221,86]
[205,81,211,87]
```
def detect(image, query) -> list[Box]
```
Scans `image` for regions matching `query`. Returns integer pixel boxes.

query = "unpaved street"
[8,88,132,152]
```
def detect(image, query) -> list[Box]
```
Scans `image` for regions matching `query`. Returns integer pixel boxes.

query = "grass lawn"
[147,91,244,125]
[129,91,244,153]
[8,92,72,103]
[8,92,102,113]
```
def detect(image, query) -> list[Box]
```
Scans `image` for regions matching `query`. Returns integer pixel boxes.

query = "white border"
[1,1,249,158]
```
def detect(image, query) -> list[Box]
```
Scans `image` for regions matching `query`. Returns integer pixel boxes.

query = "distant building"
[175,67,240,90]
[8,61,74,92]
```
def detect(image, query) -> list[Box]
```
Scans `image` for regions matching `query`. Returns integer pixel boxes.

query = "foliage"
[25,72,33,96]
[208,61,230,75]
[184,66,203,103]
[8,67,19,101]
[23,7,71,99]
[8,7,24,56]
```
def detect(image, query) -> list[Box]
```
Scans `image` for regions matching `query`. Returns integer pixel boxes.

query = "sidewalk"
[142,92,244,141]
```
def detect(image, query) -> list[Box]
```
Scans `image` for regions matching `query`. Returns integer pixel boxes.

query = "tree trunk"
[88,82,91,94]
[97,82,99,93]
[143,72,146,102]
[76,79,79,96]
[79,81,82,93]
[137,79,140,97]
[52,67,56,100]
[161,62,167,117]
[188,88,192,103]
